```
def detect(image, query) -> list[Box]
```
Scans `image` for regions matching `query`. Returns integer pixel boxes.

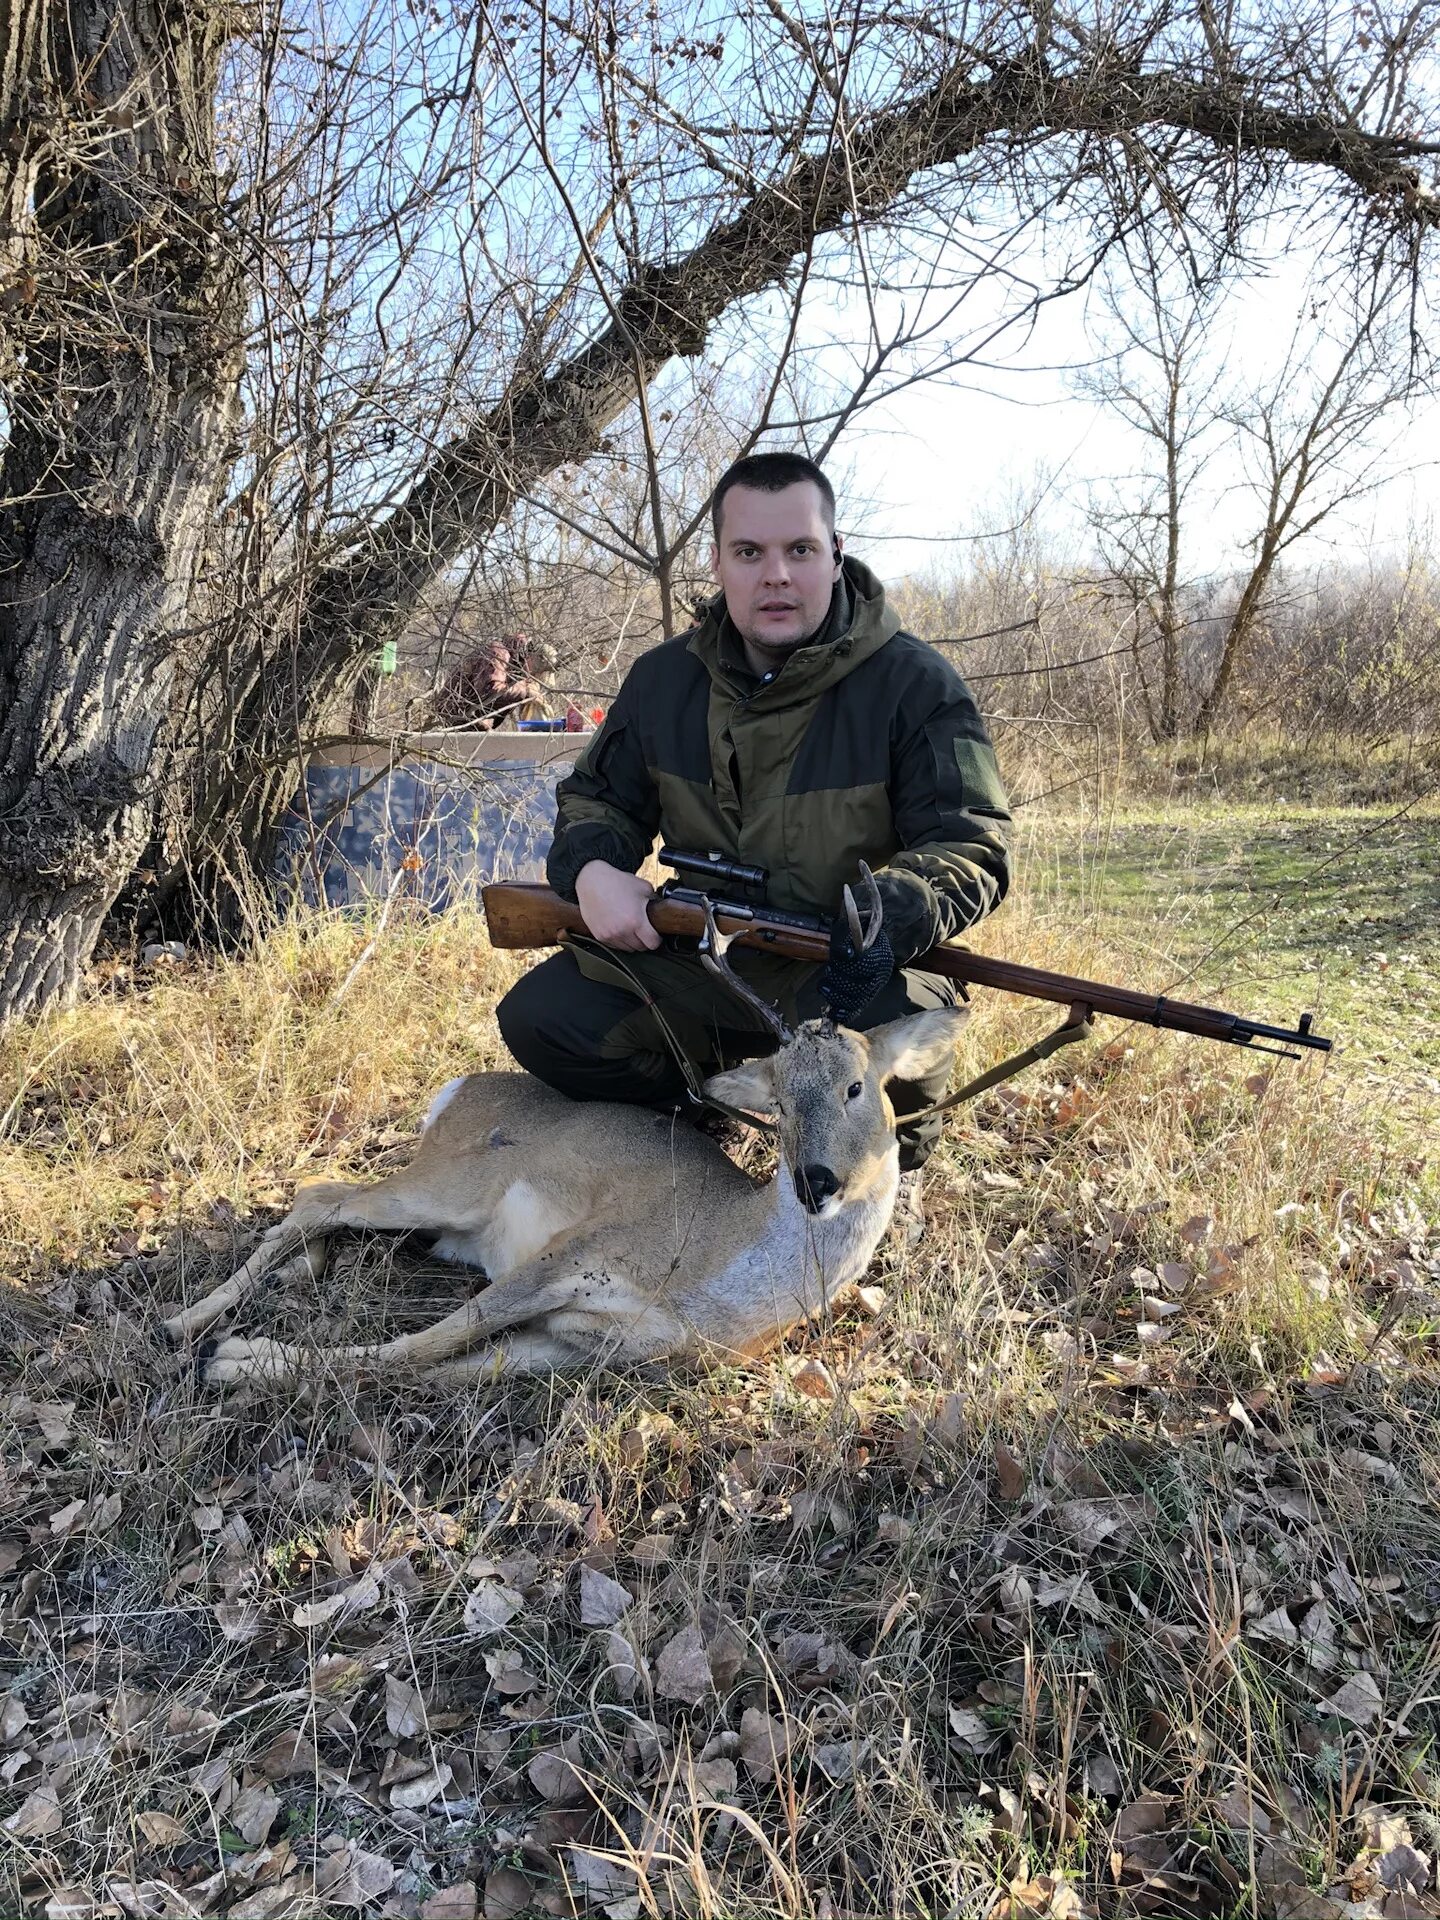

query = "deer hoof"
[198,1335,295,1388]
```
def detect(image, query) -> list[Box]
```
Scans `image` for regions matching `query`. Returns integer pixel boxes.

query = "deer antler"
[843,861,884,953]
[698,901,791,1044]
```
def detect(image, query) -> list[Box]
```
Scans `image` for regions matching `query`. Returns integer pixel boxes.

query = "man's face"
[712,481,841,662]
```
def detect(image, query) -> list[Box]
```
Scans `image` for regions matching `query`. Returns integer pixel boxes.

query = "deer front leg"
[162,1215,334,1345]
[164,1168,466,1347]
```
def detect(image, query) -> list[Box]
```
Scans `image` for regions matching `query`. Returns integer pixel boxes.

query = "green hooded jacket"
[547,557,1011,1017]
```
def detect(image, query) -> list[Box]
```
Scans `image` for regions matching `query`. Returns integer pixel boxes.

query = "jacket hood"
[686,556,901,709]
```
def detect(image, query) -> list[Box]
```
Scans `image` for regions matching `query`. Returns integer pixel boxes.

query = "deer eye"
[847,1081,863,1101]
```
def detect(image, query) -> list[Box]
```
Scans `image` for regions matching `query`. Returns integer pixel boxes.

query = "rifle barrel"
[918,948,1331,1052]
[479,882,1332,1055]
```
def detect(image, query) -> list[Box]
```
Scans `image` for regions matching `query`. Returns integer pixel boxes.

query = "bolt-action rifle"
[481,847,1332,1062]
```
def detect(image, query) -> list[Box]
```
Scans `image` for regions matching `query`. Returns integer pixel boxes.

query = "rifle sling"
[562,934,779,1136]
[563,933,1090,1140]
[906,1002,1096,1126]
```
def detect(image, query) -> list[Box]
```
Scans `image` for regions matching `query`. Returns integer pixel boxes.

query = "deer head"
[697,879,968,1215]
[700,983,968,1224]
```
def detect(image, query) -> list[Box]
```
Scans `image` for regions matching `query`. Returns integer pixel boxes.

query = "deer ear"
[866,1006,970,1085]
[702,1054,777,1115]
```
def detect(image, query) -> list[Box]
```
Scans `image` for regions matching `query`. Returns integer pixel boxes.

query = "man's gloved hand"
[820,909,895,1024]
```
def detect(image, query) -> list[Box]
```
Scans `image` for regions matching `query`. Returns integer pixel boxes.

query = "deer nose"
[795,1162,841,1213]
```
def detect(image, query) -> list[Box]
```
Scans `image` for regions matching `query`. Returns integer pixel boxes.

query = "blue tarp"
[277,754,571,910]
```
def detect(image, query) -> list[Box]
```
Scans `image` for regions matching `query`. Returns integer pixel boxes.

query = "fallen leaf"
[565,1846,635,1900]
[43,1890,102,1919]
[579,1564,633,1628]
[485,1648,540,1697]
[389,1761,453,1810]
[1033,1571,1105,1617]
[311,1653,372,1695]
[422,1887,479,1920]
[1250,1605,1302,1647]
[1,1693,29,1742]
[1378,1845,1432,1893]
[1115,1793,1170,1839]
[254,1730,319,1779]
[291,1593,347,1628]
[998,1567,1032,1614]
[1213,1784,1271,1832]
[484,1868,533,1920]
[137,1809,189,1847]
[705,1620,746,1691]
[89,1491,123,1534]
[738,1707,791,1780]
[948,1703,1002,1755]
[385,1673,429,1739]
[692,1756,739,1796]
[4,1782,62,1838]
[788,1357,836,1400]
[48,1498,86,1538]
[601,1626,645,1703]
[32,1401,75,1447]
[314,1842,397,1908]
[812,1740,867,1782]
[1358,1805,1415,1854]
[462,1581,524,1638]
[1086,1752,1123,1797]
[994,1438,1026,1501]
[628,1534,672,1568]
[213,1600,264,1643]
[653,1625,711,1705]
[1055,1499,1127,1550]
[1321,1671,1383,1728]
[164,1703,221,1750]
[230,1783,280,1846]
[528,1731,588,1805]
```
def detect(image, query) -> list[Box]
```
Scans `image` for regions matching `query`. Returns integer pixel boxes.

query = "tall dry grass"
[0,848,1436,1919]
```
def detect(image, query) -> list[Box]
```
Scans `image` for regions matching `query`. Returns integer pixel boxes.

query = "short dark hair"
[711,451,836,542]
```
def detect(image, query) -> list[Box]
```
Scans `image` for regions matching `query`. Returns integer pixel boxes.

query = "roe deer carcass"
[169,888,967,1388]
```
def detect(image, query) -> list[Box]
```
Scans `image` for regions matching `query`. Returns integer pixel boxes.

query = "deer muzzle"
[794,1162,843,1214]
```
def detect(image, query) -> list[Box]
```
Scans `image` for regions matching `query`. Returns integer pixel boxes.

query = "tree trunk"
[0,0,242,1019]
[1192,549,1279,737]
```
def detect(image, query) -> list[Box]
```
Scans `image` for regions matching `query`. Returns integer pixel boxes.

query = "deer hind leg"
[428,1329,585,1382]
[163,1168,474,1347]
[197,1251,570,1388]
[197,1257,669,1390]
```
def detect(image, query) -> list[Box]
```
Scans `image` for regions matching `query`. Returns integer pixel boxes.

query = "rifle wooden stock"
[481,881,1332,1055]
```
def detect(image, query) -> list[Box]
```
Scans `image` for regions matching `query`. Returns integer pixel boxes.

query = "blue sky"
[824,238,1439,584]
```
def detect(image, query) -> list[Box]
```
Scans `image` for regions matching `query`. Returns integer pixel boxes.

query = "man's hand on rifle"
[575,862,662,952]
[820,901,895,1024]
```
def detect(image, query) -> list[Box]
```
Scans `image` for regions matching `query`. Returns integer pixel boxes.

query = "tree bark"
[0,0,243,1019]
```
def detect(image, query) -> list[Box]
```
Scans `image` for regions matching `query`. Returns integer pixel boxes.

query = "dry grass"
[1,801,1438,1920]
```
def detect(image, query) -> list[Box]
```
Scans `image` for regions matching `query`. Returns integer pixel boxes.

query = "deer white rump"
[168,1006,968,1389]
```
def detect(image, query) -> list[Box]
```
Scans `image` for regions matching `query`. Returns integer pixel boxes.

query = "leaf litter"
[3,871,1440,1917]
